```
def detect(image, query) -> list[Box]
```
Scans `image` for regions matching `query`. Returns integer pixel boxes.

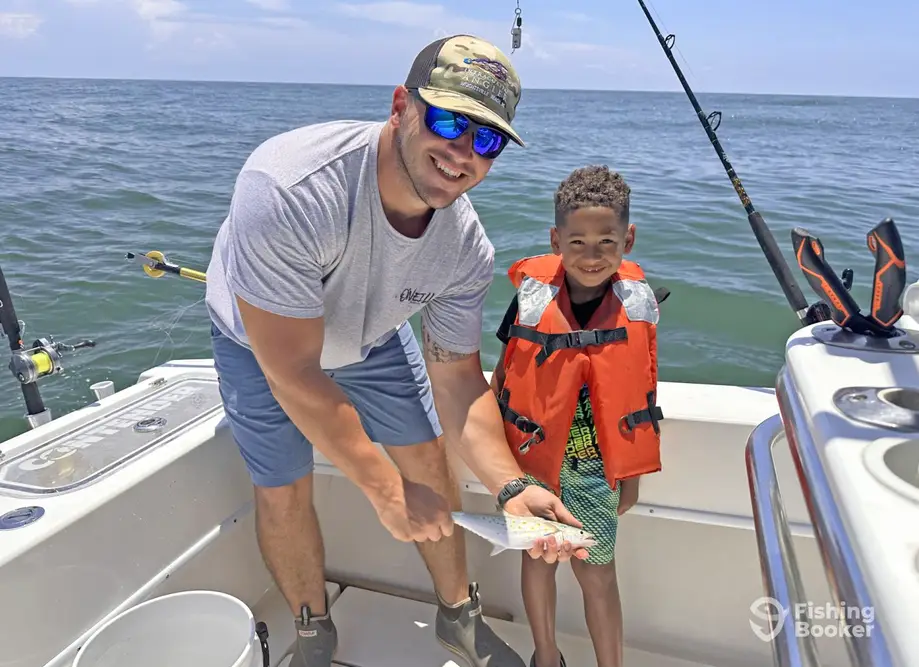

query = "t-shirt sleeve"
[421,229,495,355]
[224,169,330,319]
[495,294,519,345]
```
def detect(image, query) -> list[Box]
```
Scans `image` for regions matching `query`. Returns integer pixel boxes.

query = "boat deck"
[254,582,720,667]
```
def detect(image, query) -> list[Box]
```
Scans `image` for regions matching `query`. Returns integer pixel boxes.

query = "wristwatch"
[496,477,531,509]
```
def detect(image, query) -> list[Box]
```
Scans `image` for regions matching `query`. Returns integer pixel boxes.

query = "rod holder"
[25,409,52,430]
[90,380,115,401]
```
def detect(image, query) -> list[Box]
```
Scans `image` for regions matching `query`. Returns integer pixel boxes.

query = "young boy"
[490,165,664,667]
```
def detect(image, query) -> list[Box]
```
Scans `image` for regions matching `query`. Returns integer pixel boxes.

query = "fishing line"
[150,294,207,368]
[5,258,121,314]
[643,0,697,82]
[120,250,210,367]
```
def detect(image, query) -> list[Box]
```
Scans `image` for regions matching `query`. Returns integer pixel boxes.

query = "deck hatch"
[0,378,222,495]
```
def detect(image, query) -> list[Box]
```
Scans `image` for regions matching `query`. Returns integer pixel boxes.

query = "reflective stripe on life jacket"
[497,253,663,494]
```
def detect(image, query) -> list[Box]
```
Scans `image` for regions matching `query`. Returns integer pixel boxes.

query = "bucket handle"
[256,621,270,667]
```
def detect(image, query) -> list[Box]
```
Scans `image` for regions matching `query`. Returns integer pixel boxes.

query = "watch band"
[496,477,531,509]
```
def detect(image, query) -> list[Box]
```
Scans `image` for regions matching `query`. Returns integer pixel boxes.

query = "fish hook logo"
[749,596,789,642]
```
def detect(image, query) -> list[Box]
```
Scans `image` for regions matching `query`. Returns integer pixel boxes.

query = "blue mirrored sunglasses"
[412,92,511,160]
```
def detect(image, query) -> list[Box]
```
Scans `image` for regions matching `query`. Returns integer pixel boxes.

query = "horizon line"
[1,74,917,101]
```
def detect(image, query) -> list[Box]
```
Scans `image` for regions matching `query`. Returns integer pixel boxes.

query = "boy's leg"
[331,322,525,667]
[210,322,336,667]
[521,536,561,667]
[564,458,623,667]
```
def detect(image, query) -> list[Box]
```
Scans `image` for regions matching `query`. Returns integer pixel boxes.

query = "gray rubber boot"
[289,592,337,667]
[529,650,567,667]
[435,582,526,667]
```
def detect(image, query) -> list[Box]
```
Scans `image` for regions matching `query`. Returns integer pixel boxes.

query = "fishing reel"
[125,250,207,283]
[792,217,917,352]
[8,335,96,385]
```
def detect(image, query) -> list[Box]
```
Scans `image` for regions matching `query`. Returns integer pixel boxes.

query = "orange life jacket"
[496,253,664,494]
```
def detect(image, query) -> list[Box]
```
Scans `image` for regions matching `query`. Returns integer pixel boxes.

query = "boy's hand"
[618,478,640,515]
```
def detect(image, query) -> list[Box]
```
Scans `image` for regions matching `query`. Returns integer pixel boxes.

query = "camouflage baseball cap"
[405,34,525,147]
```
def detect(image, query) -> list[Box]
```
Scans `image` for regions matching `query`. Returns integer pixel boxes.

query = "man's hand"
[503,485,590,562]
[237,297,456,544]
[422,323,589,564]
[368,475,454,543]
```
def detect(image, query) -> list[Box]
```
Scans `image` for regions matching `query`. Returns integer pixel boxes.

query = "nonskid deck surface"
[255,584,720,667]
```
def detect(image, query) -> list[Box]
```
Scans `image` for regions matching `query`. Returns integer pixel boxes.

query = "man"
[204,34,588,667]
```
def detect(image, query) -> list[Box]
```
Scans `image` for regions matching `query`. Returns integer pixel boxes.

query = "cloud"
[127,0,309,39]
[334,1,510,42]
[555,11,591,23]
[246,0,290,10]
[259,17,311,29]
[53,0,622,71]
[133,0,185,22]
[130,0,186,41]
[545,41,614,55]
[81,0,337,63]
[0,0,638,88]
[331,2,620,65]
[335,1,449,28]
[0,13,42,39]
[126,0,306,51]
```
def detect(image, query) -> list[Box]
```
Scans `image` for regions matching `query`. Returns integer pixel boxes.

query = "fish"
[451,511,597,556]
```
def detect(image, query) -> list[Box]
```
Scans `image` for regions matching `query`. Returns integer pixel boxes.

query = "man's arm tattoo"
[422,322,473,363]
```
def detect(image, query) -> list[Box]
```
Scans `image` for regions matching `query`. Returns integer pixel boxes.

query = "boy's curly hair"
[554,165,630,227]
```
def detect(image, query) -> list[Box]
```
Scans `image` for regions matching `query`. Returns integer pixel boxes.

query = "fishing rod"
[125,251,207,283]
[1,261,95,430]
[0,249,203,431]
[0,250,202,431]
[635,0,830,328]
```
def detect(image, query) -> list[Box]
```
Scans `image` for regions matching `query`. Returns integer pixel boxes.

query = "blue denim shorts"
[210,320,443,487]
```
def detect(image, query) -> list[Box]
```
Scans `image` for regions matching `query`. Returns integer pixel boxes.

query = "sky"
[0,0,916,98]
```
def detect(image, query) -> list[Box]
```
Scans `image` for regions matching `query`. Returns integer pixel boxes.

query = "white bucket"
[72,590,264,667]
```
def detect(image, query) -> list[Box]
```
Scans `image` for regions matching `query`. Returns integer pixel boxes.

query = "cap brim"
[417,87,525,148]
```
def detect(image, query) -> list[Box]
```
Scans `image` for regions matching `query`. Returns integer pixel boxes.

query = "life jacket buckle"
[498,388,546,454]
[619,413,637,434]
[567,329,601,349]
[517,426,545,454]
[618,391,664,435]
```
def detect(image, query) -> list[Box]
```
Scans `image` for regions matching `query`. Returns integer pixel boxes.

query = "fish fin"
[490,543,507,557]
[453,520,495,542]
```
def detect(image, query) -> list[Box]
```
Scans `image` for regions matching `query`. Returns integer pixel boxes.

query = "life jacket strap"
[507,324,628,366]
[496,388,545,454]
[619,390,664,435]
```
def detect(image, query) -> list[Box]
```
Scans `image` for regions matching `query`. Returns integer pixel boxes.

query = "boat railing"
[745,370,895,667]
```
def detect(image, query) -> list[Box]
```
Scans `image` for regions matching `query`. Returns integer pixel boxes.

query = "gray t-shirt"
[205,120,495,369]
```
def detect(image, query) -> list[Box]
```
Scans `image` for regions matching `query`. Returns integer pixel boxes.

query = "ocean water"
[1,78,918,442]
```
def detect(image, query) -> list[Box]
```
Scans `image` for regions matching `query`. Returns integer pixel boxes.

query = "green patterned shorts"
[526,457,620,565]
